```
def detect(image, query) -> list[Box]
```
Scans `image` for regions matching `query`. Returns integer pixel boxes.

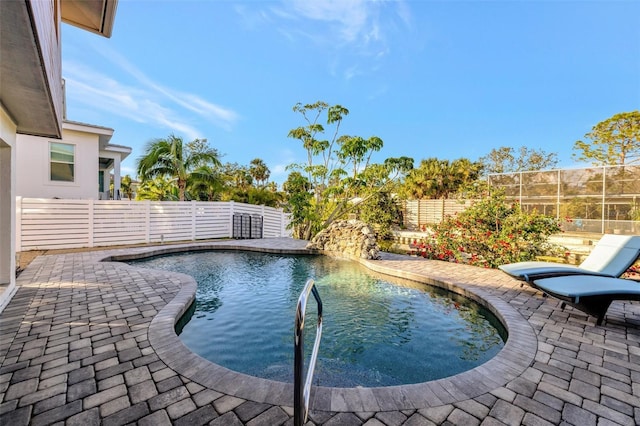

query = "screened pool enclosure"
[488,165,640,235]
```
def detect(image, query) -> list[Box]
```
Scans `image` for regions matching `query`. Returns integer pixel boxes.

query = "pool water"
[130,251,505,387]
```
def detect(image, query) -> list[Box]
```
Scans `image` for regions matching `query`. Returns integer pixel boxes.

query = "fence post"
[88,200,94,248]
[145,201,151,244]
[519,171,523,206]
[556,170,561,221]
[191,201,197,241]
[15,196,22,252]
[402,200,406,229]
[601,166,606,234]
[228,201,234,238]
[280,208,285,237]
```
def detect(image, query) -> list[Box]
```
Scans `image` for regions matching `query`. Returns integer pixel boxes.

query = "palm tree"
[223,163,253,192]
[136,134,220,201]
[121,175,133,200]
[188,165,222,201]
[266,181,278,193]
[401,158,482,199]
[136,177,179,201]
[249,158,270,188]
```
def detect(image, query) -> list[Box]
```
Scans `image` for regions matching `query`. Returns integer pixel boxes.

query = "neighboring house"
[0,0,118,311]
[16,120,131,200]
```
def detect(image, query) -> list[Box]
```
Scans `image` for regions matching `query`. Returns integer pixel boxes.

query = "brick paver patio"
[1,238,638,425]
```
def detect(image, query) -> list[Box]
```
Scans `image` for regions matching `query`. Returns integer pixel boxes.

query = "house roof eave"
[61,0,119,38]
[103,143,132,161]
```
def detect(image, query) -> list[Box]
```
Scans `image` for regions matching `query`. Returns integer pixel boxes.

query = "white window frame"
[49,141,76,183]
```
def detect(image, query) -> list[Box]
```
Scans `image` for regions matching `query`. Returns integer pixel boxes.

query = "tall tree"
[337,135,384,180]
[400,158,482,199]
[573,111,640,165]
[219,162,253,200]
[288,101,350,203]
[286,101,413,239]
[249,158,270,188]
[480,146,558,174]
[215,162,283,206]
[136,134,220,201]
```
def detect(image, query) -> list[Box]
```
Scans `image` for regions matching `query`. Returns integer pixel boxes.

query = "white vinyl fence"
[16,197,291,251]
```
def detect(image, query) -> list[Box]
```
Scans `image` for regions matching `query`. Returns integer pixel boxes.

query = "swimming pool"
[130,251,505,387]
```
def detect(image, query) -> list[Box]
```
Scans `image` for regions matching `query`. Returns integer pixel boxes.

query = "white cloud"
[367,85,389,101]
[344,65,362,80]
[287,0,370,43]
[261,0,413,79]
[64,63,201,141]
[395,0,413,28]
[179,94,239,129]
[271,164,288,176]
[138,99,202,141]
[94,46,240,130]
[271,148,299,179]
[63,39,240,141]
[279,0,412,48]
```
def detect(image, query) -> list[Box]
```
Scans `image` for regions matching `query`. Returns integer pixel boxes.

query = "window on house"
[98,171,104,193]
[50,142,75,182]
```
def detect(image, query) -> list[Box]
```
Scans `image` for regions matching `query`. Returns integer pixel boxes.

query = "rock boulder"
[306,220,380,260]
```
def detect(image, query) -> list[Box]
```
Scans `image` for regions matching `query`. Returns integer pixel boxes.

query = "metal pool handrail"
[294,279,323,426]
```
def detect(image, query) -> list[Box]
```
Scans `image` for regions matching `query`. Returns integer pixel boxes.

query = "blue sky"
[62,0,640,184]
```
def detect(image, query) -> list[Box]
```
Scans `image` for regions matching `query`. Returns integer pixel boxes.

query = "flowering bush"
[421,193,564,268]
[622,259,640,280]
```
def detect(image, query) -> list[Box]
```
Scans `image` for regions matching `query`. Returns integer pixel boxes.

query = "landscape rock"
[306,220,381,260]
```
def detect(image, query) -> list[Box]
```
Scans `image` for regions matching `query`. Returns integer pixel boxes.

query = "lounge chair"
[499,234,640,284]
[533,275,640,325]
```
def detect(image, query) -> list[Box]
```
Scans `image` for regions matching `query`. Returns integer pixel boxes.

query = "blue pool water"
[130,251,505,387]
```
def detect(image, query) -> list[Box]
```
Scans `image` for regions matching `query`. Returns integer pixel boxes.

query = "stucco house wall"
[0,0,119,312]
[16,119,131,200]
[0,0,64,311]
[0,109,18,311]
[16,129,101,200]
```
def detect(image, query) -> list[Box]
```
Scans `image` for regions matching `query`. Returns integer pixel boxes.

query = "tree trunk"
[178,179,186,201]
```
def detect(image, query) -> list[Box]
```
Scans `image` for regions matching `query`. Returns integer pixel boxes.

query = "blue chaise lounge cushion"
[534,275,640,300]
[533,275,640,325]
[499,234,640,283]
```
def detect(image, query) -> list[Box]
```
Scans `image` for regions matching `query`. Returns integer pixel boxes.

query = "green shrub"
[357,191,403,240]
[422,193,564,268]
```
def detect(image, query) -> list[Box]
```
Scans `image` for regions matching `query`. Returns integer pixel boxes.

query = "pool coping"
[105,241,537,413]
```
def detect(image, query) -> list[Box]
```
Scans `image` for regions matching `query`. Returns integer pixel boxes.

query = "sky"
[61,0,640,185]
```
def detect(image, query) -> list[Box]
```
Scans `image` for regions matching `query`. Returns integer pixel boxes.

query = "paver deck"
[1,238,639,425]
